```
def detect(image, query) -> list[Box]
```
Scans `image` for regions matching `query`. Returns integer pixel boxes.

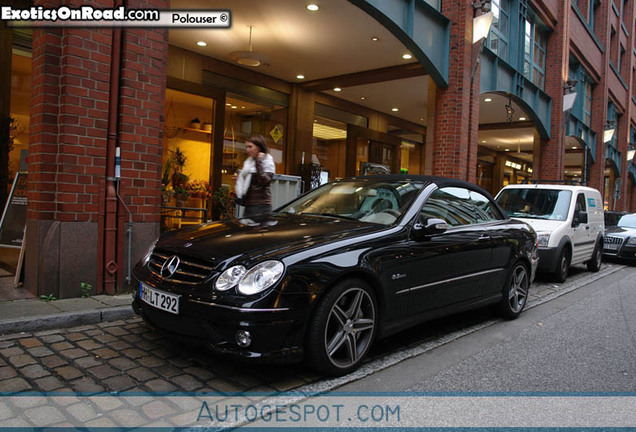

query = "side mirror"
[412,217,448,240]
[573,210,588,226]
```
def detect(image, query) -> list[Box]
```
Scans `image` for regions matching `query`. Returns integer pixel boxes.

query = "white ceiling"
[168,0,583,171]
[169,0,429,126]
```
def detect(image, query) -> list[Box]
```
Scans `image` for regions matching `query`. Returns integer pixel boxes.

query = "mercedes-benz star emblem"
[160,255,180,279]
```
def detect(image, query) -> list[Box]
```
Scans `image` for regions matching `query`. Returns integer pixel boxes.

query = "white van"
[495,184,604,282]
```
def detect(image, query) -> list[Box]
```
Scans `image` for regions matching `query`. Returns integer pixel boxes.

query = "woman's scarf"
[236,153,275,198]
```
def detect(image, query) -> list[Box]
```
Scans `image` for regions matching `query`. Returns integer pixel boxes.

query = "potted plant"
[170,146,188,190]
[173,185,189,207]
[211,186,235,220]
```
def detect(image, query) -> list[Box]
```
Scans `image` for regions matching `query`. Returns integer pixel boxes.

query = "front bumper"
[132,280,308,363]
[603,243,636,261]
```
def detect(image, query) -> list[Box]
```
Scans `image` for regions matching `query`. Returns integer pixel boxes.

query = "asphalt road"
[343,264,636,392]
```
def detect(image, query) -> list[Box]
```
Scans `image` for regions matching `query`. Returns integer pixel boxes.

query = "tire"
[553,248,571,283]
[497,262,530,319]
[306,279,377,376]
[586,240,603,272]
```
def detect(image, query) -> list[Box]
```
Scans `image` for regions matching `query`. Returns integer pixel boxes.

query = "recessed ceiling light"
[391,107,399,112]
[307,3,319,11]
[519,117,526,121]
[231,105,237,109]
[226,103,231,106]
[196,41,207,47]
[481,140,486,143]
[360,97,365,100]
[334,87,342,92]
[505,148,510,151]
[572,145,577,149]
[241,106,245,109]
[371,36,379,42]
[402,53,412,60]
[484,98,492,102]
[296,74,305,79]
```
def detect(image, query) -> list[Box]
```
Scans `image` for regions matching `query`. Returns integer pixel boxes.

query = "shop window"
[312,116,347,181]
[400,141,422,175]
[222,93,287,188]
[488,0,511,61]
[162,88,215,219]
[9,50,31,182]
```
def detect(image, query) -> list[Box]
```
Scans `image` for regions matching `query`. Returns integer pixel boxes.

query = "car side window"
[575,193,587,212]
[469,190,503,222]
[420,187,473,227]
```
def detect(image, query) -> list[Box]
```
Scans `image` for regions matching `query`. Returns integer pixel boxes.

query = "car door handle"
[478,234,491,242]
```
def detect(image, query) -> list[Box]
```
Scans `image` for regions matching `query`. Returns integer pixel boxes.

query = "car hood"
[154,213,387,267]
[605,226,636,237]
[510,218,564,233]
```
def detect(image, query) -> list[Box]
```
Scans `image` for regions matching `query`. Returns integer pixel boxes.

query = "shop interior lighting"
[228,25,269,67]
[484,98,492,102]
[402,53,412,60]
[334,87,342,92]
[296,74,305,79]
[519,117,526,121]
[392,108,399,112]
[307,3,319,11]
[196,41,207,47]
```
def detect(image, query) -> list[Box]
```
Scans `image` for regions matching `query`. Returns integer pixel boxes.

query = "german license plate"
[139,283,180,315]
[604,243,620,251]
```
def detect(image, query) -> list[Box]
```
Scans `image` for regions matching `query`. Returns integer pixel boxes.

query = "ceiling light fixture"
[334,87,342,92]
[296,74,305,79]
[228,25,269,67]
[484,98,492,102]
[519,117,526,121]
[402,53,412,60]
[307,3,319,11]
[196,41,207,47]
[371,36,379,42]
[505,98,515,123]
[391,108,399,112]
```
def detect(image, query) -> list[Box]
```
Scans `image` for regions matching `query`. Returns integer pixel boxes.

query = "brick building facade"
[2,0,636,298]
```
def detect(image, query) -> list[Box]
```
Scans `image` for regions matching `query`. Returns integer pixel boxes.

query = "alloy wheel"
[324,287,376,369]
[508,265,529,313]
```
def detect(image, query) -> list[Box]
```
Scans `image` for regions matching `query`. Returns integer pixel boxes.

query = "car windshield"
[617,214,636,228]
[496,188,572,221]
[277,179,424,225]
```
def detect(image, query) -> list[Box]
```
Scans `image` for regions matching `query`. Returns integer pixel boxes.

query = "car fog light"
[236,330,251,347]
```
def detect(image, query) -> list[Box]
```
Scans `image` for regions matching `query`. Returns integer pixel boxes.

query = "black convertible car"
[603,213,636,262]
[133,176,538,375]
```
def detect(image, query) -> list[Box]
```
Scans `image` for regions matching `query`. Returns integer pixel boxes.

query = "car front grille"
[148,250,215,285]
[603,236,624,253]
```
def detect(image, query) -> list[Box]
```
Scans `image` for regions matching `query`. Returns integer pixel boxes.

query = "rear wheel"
[586,240,603,272]
[306,279,377,376]
[553,248,571,283]
[497,262,529,319]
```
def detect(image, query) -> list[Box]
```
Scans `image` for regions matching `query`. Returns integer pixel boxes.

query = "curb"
[0,305,135,336]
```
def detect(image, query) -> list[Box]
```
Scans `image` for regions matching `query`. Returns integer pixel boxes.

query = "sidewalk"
[0,293,134,336]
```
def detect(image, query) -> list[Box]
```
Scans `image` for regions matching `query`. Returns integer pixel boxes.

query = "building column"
[26,0,168,298]
[433,2,477,180]
[287,85,315,176]
[539,0,570,181]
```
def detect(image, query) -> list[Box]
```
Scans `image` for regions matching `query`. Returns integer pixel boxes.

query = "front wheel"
[586,240,603,272]
[553,248,571,283]
[497,262,529,319]
[306,279,377,376]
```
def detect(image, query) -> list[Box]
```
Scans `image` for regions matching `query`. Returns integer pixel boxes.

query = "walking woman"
[235,135,276,218]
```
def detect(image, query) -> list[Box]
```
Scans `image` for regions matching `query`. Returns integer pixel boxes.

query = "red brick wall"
[433,1,476,181]
[27,0,168,297]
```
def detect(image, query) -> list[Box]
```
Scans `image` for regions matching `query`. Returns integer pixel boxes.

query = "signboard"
[0,172,28,249]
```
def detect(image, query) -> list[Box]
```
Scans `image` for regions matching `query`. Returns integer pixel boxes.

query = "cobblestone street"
[0,263,629,428]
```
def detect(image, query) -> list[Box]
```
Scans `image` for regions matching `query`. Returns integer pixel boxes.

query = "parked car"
[495,183,604,282]
[603,213,636,262]
[133,176,538,376]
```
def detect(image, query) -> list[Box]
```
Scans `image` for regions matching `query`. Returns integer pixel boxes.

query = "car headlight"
[627,237,636,245]
[537,233,550,247]
[238,260,285,295]
[215,265,247,291]
[142,240,158,265]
